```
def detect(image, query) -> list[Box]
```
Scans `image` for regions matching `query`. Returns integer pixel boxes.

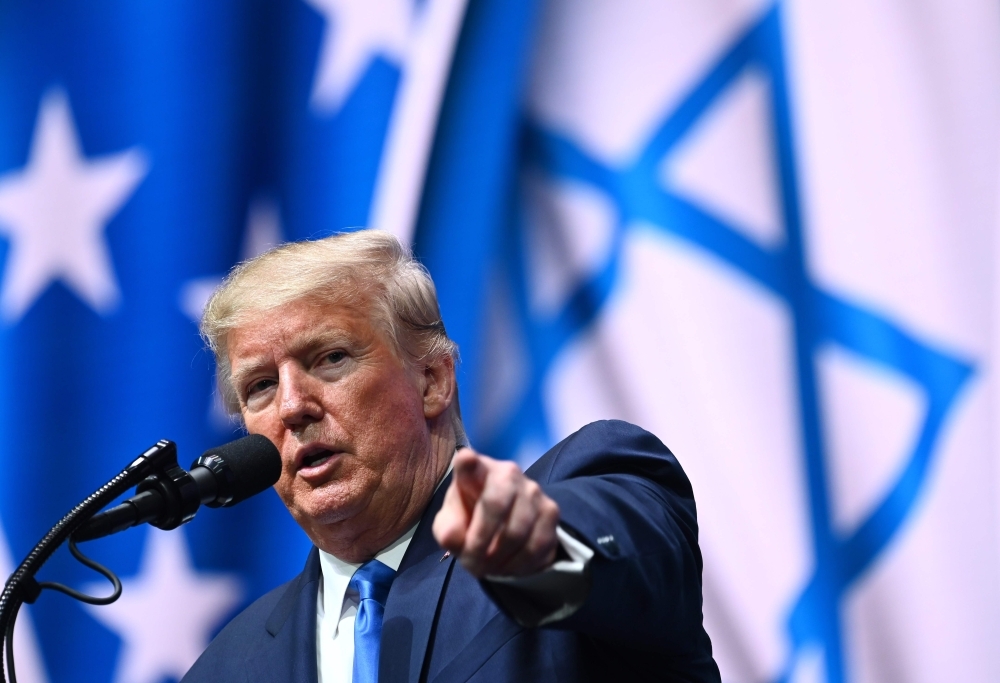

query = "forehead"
[226,297,381,366]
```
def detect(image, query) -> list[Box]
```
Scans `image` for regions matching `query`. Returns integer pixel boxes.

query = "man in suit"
[183,230,720,682]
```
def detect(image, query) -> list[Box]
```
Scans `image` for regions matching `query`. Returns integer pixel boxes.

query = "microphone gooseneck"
[2,434,281,683]
[1,439,181,683]
[72,434,281,543]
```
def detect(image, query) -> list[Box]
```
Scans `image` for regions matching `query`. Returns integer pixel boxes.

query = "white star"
[304,0,413,114]
[178,195,284,324]
[0,88,148,323]
[84,528,243,683]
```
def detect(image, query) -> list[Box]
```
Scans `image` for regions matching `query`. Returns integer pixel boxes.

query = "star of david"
[485,7,973,683]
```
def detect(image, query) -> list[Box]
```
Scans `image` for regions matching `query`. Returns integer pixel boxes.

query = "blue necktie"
[350,559,396,683]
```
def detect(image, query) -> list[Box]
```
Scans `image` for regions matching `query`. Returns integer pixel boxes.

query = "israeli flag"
[0,1,464,681]
[440,1,1000,682]
[5,1,1000,683]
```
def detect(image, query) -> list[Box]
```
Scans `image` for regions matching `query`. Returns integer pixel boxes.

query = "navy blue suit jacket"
[182,420,721,682]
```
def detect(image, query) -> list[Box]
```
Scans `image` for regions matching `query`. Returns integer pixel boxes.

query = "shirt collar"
[317,522,416,636]
[317,461,454,630]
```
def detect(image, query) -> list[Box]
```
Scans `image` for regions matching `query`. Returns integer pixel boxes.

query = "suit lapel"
[246,549,321,683]
[381,473,455,683]
[427,611,523,683]
[242,475,454,683]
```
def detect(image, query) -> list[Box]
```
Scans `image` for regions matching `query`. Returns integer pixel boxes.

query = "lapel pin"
[440,551,450,562]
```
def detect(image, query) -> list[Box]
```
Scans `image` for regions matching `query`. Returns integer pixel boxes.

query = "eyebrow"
[229,356,272,396]
[229,328,358,393]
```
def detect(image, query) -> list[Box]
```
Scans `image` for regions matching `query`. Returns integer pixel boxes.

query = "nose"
[276,363,323,428]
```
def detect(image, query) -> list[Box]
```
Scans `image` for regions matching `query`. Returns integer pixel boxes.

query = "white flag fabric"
[479,1,1000,681]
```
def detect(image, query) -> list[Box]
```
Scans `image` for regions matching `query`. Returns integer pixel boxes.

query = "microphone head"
[192,434,282,507]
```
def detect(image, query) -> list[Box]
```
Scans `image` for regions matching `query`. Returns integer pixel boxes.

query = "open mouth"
[302,449,335,469]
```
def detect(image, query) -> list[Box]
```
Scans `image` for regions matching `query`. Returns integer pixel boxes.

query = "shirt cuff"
[482,526,595,627]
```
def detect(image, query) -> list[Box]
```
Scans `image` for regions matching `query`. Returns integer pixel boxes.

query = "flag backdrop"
[2,2,1000,683]
[0,0,467,681]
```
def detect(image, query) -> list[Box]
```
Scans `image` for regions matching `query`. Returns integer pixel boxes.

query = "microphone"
[73,434,281,542]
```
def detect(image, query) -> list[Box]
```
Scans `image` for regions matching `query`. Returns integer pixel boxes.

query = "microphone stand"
[0,440,180,683]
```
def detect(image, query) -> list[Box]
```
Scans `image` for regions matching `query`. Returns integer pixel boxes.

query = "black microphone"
[73,434,281,542]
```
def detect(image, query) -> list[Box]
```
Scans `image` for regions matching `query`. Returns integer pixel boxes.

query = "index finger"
[452,447,487,513]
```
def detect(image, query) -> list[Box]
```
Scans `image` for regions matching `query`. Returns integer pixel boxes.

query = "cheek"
[373,399,431,479]
[342,368,422,427]
[242,412,297,499]
[363,381,425,436]
[274,471,300,515]
[332,380,426,481]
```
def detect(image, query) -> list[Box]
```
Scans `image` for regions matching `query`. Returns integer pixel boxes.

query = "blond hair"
[201,230,460,421]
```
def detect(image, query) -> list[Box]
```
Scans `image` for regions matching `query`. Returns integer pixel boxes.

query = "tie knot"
[349,559,396,606]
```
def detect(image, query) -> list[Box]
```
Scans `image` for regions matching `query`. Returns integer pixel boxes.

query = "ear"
[422,354,456,420]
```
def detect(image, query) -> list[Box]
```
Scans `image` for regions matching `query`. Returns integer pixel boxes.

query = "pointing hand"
[432,448,560,578]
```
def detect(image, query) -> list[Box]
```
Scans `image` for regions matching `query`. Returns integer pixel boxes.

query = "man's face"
[226,296,447,557]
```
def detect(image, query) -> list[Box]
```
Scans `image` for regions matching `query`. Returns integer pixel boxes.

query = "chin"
[296,487,371,528]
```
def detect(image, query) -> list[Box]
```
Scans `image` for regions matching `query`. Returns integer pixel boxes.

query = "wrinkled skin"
[227,296,558,574]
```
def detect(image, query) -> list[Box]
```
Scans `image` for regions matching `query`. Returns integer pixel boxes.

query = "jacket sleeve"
[527,420,710,658]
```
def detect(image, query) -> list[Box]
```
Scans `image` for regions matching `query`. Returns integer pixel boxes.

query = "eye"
[322,351,346,365]
[245,377,276,398]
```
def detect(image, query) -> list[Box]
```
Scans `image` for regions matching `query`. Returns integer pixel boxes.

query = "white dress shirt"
[316,524,417,683]
[315,456,595,683]
[315,525,593,683]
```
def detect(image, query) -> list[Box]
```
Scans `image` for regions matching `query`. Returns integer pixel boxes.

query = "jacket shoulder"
[527,420,691,494]
[180,576,298,682]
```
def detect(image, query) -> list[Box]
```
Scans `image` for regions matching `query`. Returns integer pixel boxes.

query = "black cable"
[36,539,122,606]
[1,540,124,683]
[1,539,124,683]
[0,439,175,683]
[4,599,19,683]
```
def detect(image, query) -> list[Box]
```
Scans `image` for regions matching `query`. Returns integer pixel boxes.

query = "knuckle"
[503,520,531,545]
[480,494,507,518]
[525,532,554,559]
[465,533,489,554]
[498,461,520,482]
